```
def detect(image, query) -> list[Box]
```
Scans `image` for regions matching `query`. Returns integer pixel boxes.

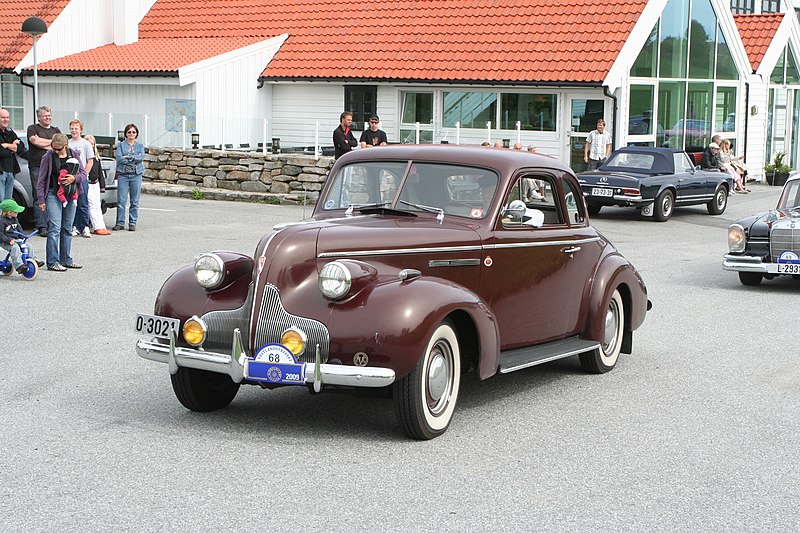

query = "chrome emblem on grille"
[353,352,369,366]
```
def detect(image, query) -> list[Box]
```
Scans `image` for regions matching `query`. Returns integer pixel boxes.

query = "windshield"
[321,161,500,219]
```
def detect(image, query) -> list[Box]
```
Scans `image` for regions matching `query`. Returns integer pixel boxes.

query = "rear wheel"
[707,185,728,215]
[586,203,602,216]
[170,367,240,412]
[653,190,674,222]
[580,289,625,374]
[738,272,763,286]
[393,321,461,440]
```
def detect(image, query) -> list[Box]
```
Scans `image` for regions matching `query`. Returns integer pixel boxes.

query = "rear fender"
[324,277,499,381]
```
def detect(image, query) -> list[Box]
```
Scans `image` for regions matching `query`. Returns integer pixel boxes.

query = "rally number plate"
[135,314,180,339]
[244,343,306,385]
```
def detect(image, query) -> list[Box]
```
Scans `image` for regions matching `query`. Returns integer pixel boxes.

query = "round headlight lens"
[728,224,746,253]
[194,253,224,289]
[281,327,307,356]
[183,316,207,347]
[319,261,352,300]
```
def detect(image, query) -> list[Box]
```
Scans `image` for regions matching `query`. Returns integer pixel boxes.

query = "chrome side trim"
[500,343,601,373]
[485,236,601,250]
[319,244,483,258]
[429,258,481,267]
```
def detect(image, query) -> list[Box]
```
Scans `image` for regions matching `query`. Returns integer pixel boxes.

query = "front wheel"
[170,367,240,412]
[1,261,12,276]
[653,190,674,222]
[393,321,461,440]
[738,272,763,286]
[22,259,38,280]
[707,185,728,215]
[580,289,625,374]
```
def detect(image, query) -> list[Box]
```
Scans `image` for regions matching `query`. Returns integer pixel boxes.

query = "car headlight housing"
[319,261,352,300]
[728,224,746,253]
[194,253,225,289]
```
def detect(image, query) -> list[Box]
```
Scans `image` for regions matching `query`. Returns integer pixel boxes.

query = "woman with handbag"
[113,123,145,231]
[85,135,110,235]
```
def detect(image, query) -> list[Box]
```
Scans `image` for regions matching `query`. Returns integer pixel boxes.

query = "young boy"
[0,198,44,274]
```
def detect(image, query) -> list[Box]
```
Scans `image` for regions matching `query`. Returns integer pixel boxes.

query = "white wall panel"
[272,84,344,148]
[745,81,769,180]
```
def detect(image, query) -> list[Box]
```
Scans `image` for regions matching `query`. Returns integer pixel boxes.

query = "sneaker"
[128,225,136,232]
[37,227,47,237]
[16,265,28,274]
[63,262,82,269]
[48,264,67,272]
[71,226,78,237]
[35,260,44,267]
[112,225,124,231]
[81,227,92,238]
[93,228,111,235]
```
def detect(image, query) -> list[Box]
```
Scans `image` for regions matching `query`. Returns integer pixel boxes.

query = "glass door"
[566,98,606,172]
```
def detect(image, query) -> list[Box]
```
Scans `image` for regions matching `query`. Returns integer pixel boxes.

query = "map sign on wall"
[165,99,196,132]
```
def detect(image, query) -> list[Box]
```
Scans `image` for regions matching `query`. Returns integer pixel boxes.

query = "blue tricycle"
[1,230,39,280]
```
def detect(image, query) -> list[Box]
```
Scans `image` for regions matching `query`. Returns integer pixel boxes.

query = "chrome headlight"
[319,261,352,300]
[728,224,746,253]
[194,253,225,289]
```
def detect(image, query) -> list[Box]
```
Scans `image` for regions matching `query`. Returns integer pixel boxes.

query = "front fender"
[583,252,649,353]
[154,252,254,327]
[324,277,499,381]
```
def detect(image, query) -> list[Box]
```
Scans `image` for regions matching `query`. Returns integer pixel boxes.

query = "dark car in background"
[135,145,650,440]
[12,133,117,226]
[723,174,800,286]
[577,146,730,221]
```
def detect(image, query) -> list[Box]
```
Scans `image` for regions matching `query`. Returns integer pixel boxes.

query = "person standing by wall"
[114,123,145,231]
[0,108,28,203]
[36,133,85,271]
[27,106,62,237]
[84,135,110,235]
[584,119,612,170]
[359,116,388,148]
[67,119,94,238]
[333,112,357,159]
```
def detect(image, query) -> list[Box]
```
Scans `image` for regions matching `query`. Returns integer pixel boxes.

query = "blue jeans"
[116,173,142,227]
[0,171,13,202]
[0,240,37,269]
[28,166,48,230]
[45,192,76,267]
[73,183,90,232]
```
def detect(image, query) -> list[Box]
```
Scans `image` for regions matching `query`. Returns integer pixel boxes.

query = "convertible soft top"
[599,146,681,176]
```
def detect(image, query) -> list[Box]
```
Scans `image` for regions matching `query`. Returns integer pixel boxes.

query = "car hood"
[736,208,800,238]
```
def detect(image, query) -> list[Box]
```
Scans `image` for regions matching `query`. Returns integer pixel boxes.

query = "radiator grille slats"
[202,286,254,356]
[770,225,800,259]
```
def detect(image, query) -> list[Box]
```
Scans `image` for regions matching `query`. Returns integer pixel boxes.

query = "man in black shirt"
[359,115,388,148]
[333,111,357,159]
[0,108,28,204]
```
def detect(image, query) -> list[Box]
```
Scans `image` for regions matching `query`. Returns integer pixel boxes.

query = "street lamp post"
[21,17,48,123]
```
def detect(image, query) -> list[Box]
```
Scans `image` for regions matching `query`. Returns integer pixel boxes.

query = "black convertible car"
[577,146,730,221]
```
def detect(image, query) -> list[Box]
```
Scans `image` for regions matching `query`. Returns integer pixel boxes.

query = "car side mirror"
[694,165,701,171]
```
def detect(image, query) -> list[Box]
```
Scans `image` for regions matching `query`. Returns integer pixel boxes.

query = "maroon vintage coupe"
[136,145,650,439]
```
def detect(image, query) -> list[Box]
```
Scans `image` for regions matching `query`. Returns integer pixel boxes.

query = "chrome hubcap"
[427,342,452,415]
[603,300,619,353]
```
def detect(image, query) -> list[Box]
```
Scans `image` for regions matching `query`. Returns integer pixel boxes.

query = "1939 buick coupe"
[136,145,650,439]
[723,173,800,286]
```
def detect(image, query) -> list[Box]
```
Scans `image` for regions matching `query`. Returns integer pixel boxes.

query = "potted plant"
[764,151,792,186]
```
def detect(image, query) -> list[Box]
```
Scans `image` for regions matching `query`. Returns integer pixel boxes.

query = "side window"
[673,152,692,173]
[562,178,585,225]
[501,176,562,226]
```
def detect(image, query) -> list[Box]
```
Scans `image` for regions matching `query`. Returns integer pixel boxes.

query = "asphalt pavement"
[1,184,797,532]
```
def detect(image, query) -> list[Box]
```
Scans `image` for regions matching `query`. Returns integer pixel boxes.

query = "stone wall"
[142,147,334,204]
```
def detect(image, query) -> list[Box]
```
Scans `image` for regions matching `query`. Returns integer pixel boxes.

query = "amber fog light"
[281,327,307,356]
[183,316,207,347]
[728,224,746,253]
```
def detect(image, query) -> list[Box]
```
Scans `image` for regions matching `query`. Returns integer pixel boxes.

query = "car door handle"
[561,246,581,254]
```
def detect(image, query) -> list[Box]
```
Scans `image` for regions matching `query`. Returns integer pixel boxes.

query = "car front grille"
[202,284,255,356]
[770,222,800,259]
[253,284,330,363]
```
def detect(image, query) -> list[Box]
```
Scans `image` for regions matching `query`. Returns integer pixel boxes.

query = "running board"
[498,336,600,374]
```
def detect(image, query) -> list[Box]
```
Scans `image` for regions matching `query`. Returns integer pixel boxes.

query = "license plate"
[135,313,180,338]
[592,187,613,197]
[777,263,800,274]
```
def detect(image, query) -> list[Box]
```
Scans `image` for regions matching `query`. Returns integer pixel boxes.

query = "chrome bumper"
[723,254,771,273]
[136,328,395,390]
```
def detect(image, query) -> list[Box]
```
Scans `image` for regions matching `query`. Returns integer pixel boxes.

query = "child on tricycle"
[0,198,44,279]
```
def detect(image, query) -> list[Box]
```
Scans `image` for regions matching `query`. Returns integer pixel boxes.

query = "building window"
[771,46,800,84]
[631,22,659,77]
[0,75,25,130]
[442,91,497,129]
[730,0,755,14]
[500,94,557,131]
[345,86,377,132]
[400,92,434,143]
[761,0,780,13]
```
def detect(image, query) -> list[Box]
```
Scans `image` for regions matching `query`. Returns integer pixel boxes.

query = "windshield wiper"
[397,200,445,223]
[345,202,389,215]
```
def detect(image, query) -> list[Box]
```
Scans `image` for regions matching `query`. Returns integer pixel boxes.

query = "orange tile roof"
[734,13,784,72]
[136,0,648,84]
[0,0,70,70]
[36,36,265,73]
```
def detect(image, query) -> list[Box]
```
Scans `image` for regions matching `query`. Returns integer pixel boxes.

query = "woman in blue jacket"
[114,123,145,231]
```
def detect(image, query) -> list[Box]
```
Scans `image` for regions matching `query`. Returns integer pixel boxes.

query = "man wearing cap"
[0,198,43,273]
[360,116,388,148]
[333,111,357,159]
[701,137,722,171]
[0,108,28,203]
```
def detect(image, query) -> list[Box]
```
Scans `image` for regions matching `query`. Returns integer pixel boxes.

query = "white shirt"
[68,137,94,166]
[586,129,612,161]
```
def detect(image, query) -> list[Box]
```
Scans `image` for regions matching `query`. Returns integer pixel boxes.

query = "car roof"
[613,146,685,156]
